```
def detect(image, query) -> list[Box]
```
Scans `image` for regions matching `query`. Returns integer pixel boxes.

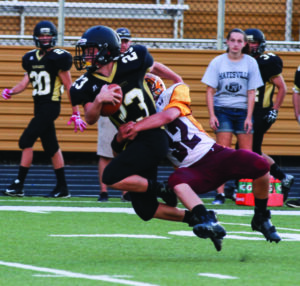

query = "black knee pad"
[19,134,32,150]
[131,192,159,221]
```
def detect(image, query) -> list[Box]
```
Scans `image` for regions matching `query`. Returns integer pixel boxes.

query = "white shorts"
[97,116,118,158]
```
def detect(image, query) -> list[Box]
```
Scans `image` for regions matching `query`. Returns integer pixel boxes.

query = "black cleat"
[286,198,300,208]
[193,211,226,251]
[210,237,223,252]
[121,192,131,202]
[97,192,109,202]
[251,210,281,243]
[45,185,70,198]
[157,182,178,207]
[3,179,24,197]
[212,193,225,205]
[281,174,294,202]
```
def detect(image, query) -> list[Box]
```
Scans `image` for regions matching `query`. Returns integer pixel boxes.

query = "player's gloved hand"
[68,111,87,133]
[264,109,278,124]
[2,88,12,100]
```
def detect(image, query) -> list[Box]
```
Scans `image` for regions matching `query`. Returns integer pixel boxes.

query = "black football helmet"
[33,21,57,50]
[74,25,121,72]
[244,28,266,57]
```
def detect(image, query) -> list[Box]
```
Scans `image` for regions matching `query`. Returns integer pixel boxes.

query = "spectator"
[116,27,132,54]
[202,28,263,205]
[2,20,86,198]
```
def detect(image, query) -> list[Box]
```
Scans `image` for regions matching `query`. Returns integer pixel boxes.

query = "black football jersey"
[255,52,283,110]
[22,48,72,103]
[70,45,155,126]
[294,66,300,92]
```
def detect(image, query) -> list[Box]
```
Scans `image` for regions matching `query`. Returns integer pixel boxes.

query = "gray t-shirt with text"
[201,53,263,109]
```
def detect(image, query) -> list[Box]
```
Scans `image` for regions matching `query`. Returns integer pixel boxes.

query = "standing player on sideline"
[120,74,281,245]
[97,27,133,202]
[245,28,294,201]
[286,67,300,208]
[2,20,86,198]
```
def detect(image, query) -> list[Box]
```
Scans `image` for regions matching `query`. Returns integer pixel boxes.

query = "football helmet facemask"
[145,73,166,101]
[33,21,57,50]
[244,28,266,57]
[74,25,121,72]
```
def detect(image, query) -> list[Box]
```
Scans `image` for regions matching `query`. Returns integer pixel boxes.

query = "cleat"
[3,179,24,197]
[121,192,131,202]
[281,174,294,202]
[212,193,225,205]
[193,211,226,251]
[286,199,300,208]
[45,185,70,198]
[251,210,281,243]
[97,192,109,202]
[157,182,177,207]
[224,180,238,201]
[210,237,223,252]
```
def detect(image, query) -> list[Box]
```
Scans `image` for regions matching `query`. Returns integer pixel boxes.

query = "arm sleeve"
[201,59,219,88]
[57,51,73,71]
[164,84,192,116]
[248,58,263,90]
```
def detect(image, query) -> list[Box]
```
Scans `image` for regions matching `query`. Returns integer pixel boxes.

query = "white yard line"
[0,261,159,286]
[0,206,300,216]
[50,234,169,239]
[198,273,238,279]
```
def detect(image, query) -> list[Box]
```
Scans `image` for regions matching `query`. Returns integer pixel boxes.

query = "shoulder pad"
[257,53,283,68]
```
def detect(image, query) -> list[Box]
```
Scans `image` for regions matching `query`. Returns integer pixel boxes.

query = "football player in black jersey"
[243,28,294,201]
[2,20,86,198]
[71,25,191,225]
[286,67,300,207]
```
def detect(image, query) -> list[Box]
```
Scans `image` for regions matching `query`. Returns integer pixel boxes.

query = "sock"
[191,204,208,218]
[254,198,268,214]
[147,179,161,194]
[54,167,67,187]
[184,205,208,226]
[17,166,29,184]
[183,210,193,224]
[270,163,285,180]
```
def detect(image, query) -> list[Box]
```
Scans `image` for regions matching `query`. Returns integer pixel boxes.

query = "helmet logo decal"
[40,28,51,34]
[78,38,87,45]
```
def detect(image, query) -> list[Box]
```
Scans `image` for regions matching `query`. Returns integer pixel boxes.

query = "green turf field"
[1,197,299,286]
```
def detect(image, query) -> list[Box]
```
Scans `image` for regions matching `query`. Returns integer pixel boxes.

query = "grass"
[0,196,299,286]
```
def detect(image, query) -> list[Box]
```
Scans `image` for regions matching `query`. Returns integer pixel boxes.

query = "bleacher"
[0,46,300,156]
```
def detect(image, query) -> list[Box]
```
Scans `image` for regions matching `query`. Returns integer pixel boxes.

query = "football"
[100,84,123,116]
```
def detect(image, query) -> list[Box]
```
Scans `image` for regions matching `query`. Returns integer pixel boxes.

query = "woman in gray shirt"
[202,28,263,204]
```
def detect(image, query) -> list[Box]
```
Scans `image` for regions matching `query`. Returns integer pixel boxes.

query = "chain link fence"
[0,0,299,50]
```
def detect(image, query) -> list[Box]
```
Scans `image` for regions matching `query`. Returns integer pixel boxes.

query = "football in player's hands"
[100,84,123,116]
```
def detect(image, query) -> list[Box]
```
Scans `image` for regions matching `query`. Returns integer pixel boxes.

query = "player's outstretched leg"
[251,209,281,243]
[192,211,226,251]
